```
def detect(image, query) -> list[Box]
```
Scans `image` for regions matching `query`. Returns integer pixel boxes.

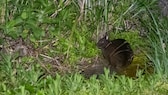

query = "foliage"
[0,54,168,95]
[0,0,168,94]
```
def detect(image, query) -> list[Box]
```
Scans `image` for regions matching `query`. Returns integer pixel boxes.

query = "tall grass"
[138,4,168,77]
[0,0,168,94]
[147,15,168,77]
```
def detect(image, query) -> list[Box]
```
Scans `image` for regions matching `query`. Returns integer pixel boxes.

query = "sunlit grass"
[0,56,167,95]
[0,0,168,95]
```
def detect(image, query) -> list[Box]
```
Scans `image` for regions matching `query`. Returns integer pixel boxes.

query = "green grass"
[0,58,168,95]
[0,0,168,94]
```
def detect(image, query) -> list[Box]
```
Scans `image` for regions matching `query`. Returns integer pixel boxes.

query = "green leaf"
[21,12,28,20]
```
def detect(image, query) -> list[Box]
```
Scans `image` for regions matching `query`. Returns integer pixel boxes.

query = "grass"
[0,59,167,95]
[145,9,168,77]
[0,0,168,94]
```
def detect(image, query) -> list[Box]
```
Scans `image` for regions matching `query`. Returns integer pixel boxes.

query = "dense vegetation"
[0,0,168,94]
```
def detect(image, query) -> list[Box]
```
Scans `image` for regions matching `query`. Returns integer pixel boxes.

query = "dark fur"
[97,34,133,72]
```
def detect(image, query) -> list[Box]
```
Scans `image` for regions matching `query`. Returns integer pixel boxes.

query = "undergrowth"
[0,0,168,94]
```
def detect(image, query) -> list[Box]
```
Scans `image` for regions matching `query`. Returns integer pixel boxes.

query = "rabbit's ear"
[105,32,109,40]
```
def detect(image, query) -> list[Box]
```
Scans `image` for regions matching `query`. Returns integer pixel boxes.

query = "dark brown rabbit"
[97,33,133,73]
